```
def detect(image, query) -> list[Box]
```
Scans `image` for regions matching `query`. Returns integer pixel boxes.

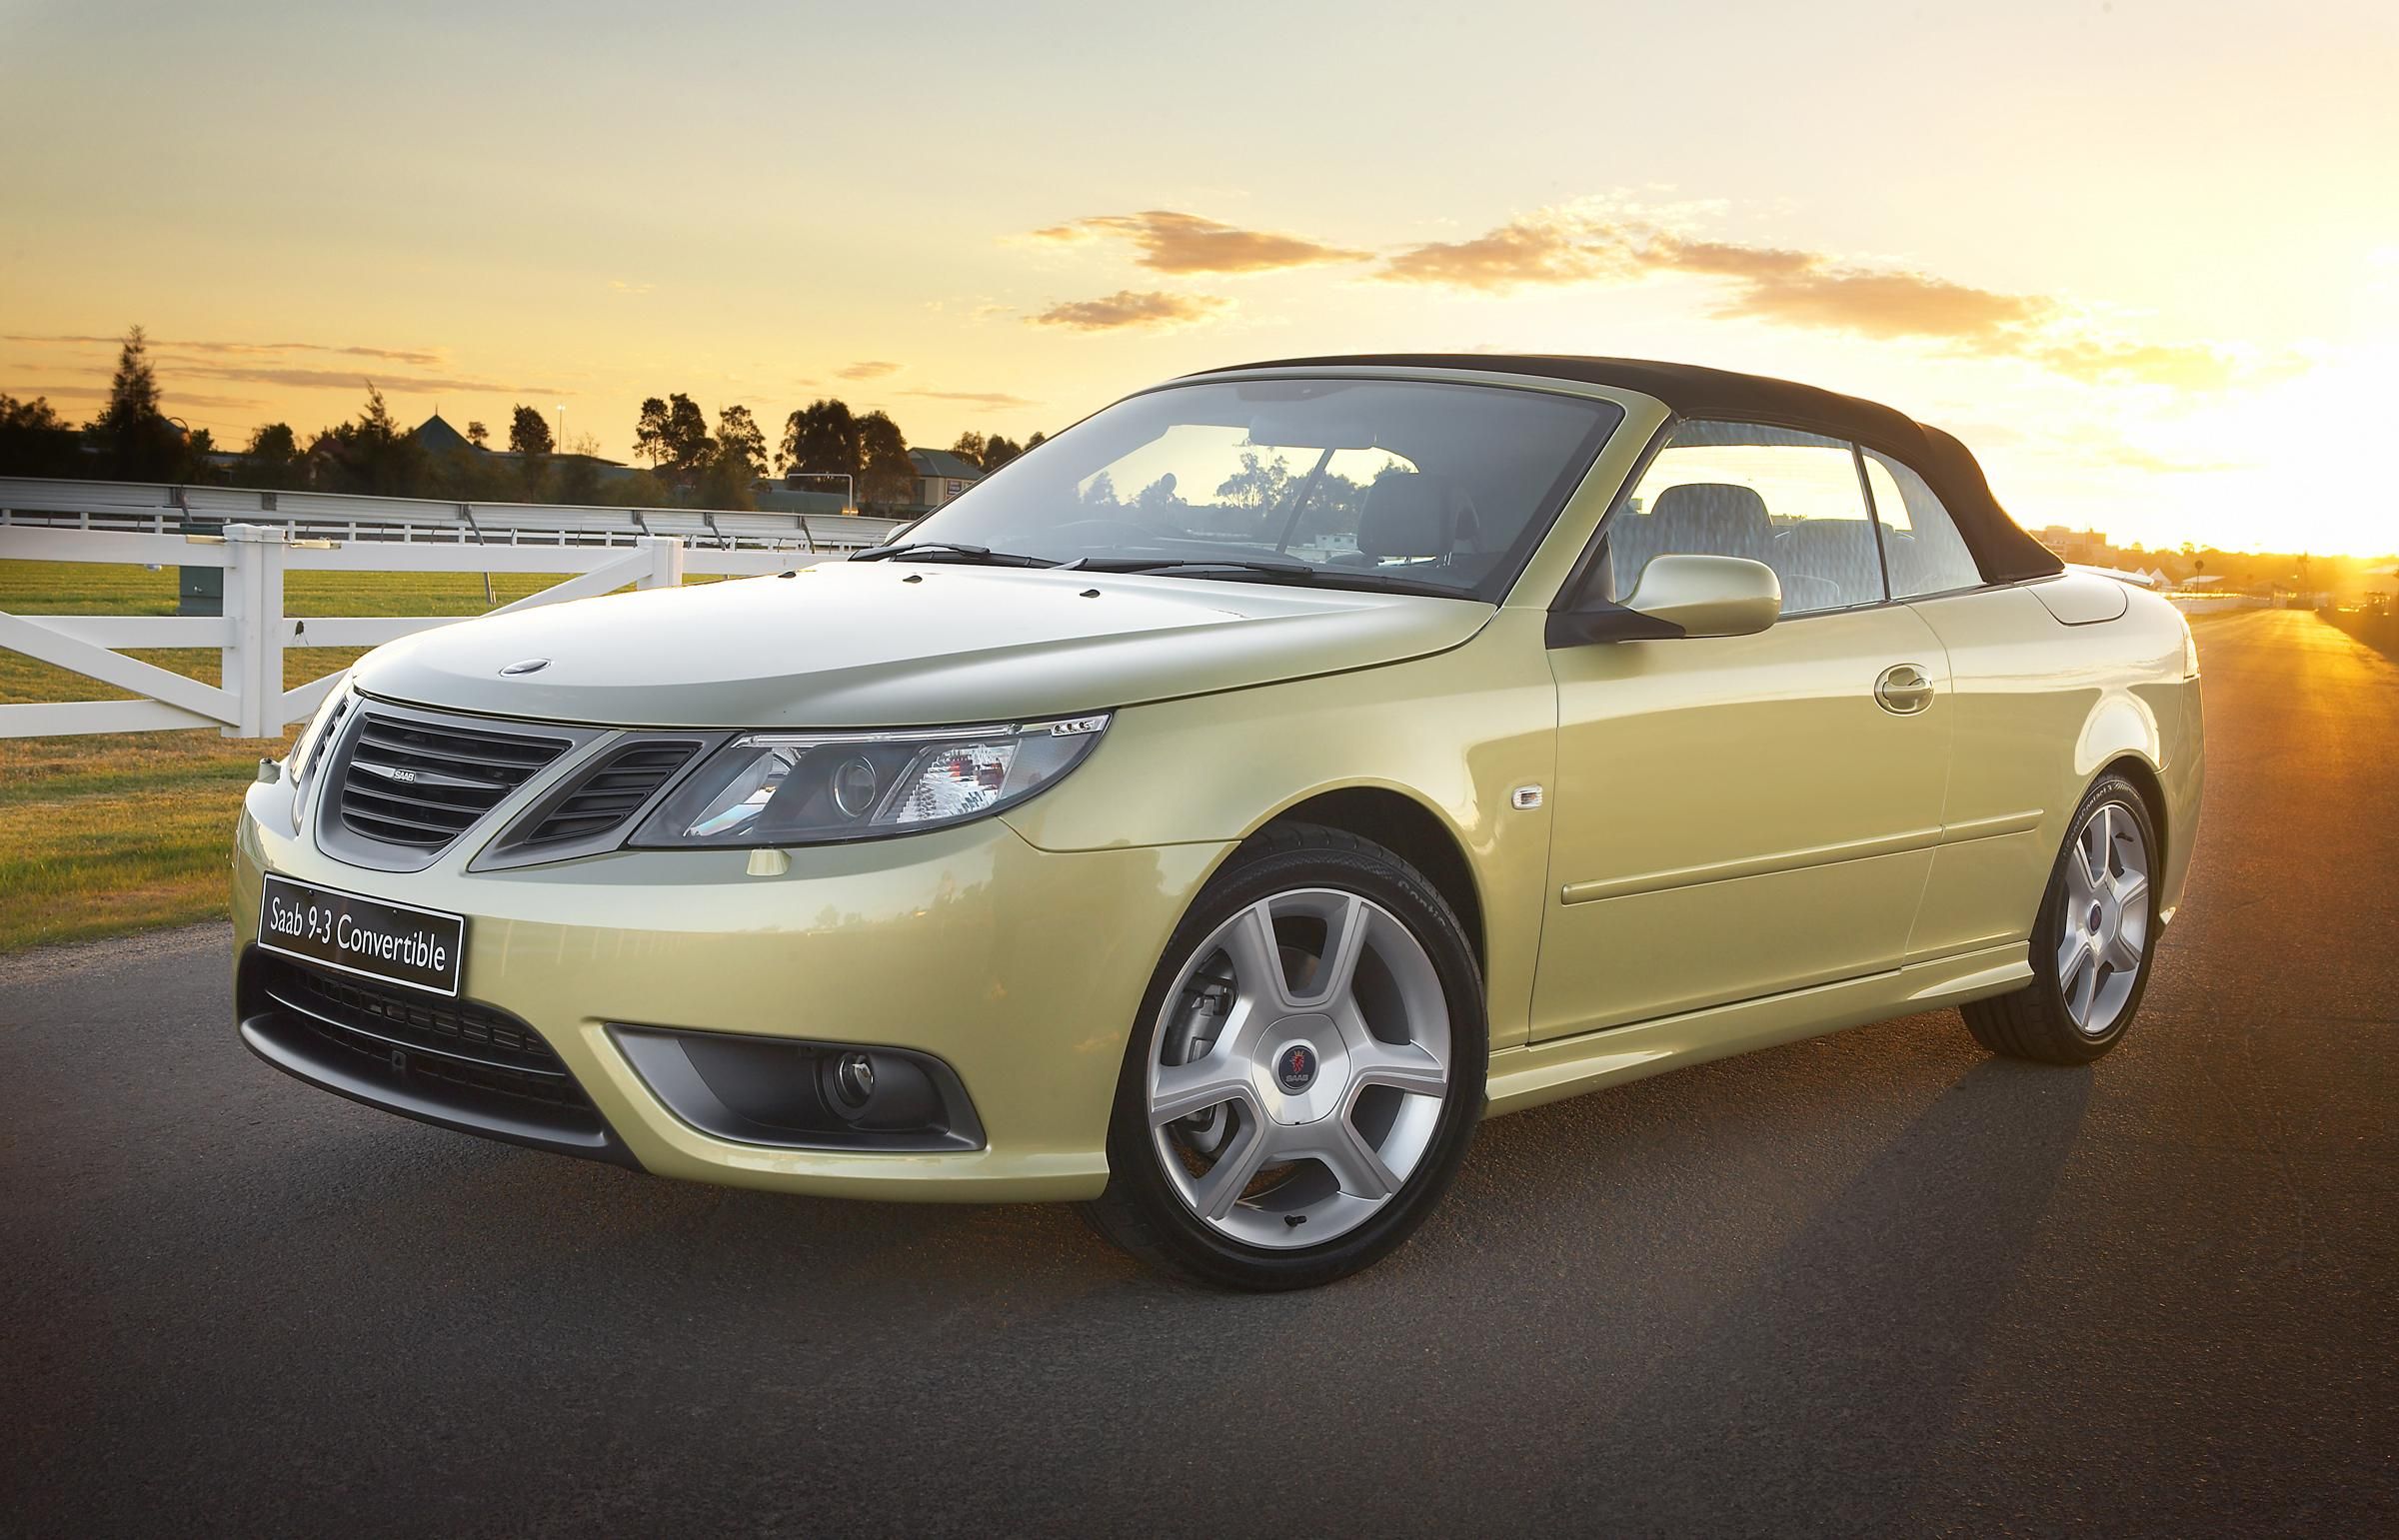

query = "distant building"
[908,448,985,512]
[414,412,636,495]
[2034,525,2110,566]
[753,472,854,517]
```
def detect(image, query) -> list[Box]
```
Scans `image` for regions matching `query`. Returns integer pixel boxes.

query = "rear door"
[1530,422,1955,1039]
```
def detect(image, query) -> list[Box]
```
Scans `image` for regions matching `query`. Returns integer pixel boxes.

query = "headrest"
[1358,473,1451,558]
[1650,482,1769,535]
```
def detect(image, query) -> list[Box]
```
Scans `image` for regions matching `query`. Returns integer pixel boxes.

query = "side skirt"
[1481,943,2031,1119]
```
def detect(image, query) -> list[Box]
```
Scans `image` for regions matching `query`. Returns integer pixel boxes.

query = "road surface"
[3,609,2392,1536]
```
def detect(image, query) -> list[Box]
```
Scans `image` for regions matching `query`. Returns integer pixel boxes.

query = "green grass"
[0,559,611,951]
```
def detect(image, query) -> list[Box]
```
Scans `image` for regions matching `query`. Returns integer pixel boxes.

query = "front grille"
[249,951,590,1113]
[336,711,569,853]
[518,740,699,848]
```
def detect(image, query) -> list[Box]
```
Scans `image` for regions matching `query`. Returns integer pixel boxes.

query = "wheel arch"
[2094,751,2169,858]
[1248,786,1487,979]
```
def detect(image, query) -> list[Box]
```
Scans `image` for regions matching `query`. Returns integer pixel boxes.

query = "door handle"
[1874,664,1935,716]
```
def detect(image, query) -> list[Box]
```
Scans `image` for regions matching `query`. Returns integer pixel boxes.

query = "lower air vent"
[511,740,702,853]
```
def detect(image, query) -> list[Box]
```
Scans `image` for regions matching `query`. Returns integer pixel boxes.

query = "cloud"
[172,362,563,395]
[0,382,268,412]
[838,361,902,381]
[897,388,1038,408]
[1373,201,2250,389]
[1028,290,1230,332]
[607,280,653,295]
[2008,336,2241,391]
[7,333,446,366]
[1378,212,1646,291]
[1029,210,1368,275]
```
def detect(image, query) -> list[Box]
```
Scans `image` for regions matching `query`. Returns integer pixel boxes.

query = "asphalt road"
[4,608,2393,1538]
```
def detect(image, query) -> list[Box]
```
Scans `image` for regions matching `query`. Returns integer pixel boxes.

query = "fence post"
[638,535,685,590]
[220,524,288,739]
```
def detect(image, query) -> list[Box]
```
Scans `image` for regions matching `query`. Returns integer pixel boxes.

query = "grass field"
[1,558,598,952]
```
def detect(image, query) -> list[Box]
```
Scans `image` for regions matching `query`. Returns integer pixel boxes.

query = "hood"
[350,561,1491,729]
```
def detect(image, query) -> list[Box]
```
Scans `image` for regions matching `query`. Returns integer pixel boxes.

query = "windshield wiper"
[851,541,1059,568]
[1066,555,1317,580]
[1068,555,1468,600]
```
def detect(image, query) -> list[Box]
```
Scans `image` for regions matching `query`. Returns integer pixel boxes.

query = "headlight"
[630,714,1110,847]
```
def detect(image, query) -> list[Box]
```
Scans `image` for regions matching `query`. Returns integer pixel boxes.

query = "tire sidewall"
[1099,830,1487,1290]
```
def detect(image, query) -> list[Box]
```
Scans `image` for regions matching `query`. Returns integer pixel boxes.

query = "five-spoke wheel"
[1146,887,1452,1247]
[1085,824,1485,1289]
[1964,772,2160,1063]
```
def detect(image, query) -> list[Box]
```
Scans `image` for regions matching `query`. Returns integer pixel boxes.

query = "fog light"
[831,1051,877,1110]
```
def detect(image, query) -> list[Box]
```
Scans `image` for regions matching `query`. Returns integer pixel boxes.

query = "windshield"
[890,378,1623,600]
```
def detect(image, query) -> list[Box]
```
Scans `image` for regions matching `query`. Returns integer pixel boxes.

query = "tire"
[1083,822,1487,1290]
[1963,771,2160,1064]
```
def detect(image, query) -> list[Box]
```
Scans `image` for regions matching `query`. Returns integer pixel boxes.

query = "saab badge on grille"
[500,658,550,676]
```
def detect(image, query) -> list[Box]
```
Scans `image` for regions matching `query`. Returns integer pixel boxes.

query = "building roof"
[1191,353,2063,585]
[415,413,477,455]
[908,448,985,480]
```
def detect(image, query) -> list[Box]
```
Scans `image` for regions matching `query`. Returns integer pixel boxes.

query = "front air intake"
[521,741,700,847]
[473,739,707,867]
[313,703,595,870]
[336,712,570,850]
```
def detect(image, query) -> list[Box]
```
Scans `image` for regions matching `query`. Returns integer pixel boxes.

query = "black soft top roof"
[1193,353,2061,584]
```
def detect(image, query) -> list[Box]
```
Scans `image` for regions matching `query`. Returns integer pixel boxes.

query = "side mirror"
[1622,554,1781,638]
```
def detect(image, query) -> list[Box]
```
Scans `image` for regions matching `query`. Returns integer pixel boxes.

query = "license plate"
[257,874,466,997]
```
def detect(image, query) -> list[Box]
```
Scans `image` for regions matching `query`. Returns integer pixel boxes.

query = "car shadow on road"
[1502,1053,2096,1528]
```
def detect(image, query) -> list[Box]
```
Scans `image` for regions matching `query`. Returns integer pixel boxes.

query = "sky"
[3,0,2394,557]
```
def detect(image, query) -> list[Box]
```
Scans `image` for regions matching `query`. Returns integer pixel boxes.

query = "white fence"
[0,475,906,553]
[2167,594,2271,616]
[0,523,808,740]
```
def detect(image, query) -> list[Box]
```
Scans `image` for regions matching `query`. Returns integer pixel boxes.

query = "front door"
[1529,421,1955,1039]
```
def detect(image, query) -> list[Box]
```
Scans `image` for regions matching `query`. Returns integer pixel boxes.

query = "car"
[232,354,2204,1290]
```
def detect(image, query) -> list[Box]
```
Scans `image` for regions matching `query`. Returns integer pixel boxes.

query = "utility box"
[177,518,225,615]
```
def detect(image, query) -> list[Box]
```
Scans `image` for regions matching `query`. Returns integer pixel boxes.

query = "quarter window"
[1860,450,1984,598]
[1605,421,1883,617]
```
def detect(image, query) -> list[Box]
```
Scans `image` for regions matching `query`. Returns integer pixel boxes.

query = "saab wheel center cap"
[1274,1041,1319,1093]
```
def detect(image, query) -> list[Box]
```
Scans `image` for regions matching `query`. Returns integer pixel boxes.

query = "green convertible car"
[234,355,2203,1289]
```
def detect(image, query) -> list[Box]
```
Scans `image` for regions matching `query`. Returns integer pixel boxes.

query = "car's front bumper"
[233,779,1227,1201]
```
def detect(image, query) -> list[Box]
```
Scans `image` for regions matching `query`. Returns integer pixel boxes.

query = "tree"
[634,393,712,488]
[90,325,183,480]
[554,431,607,506]
[0,393,81,477]
[1025,431,1047,452]
[509,404,555,458]
[857,409,914,510]
[1214,450,1293,516]
[238,422,302,489]
[715,404,767,478]
[466,420,490,448]
[779,398,862,482]
[951,430,988,468]
[308,383,425,496]
[1,394,67,433]
[979,434,1024,472]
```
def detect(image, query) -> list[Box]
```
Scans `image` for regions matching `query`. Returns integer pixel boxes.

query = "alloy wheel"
[2056,800,2152,1036]
[1145,887,1452,1248]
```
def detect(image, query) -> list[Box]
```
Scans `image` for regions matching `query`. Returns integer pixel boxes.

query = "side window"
[1605,420,1883,617]
[1859,450,1983,599]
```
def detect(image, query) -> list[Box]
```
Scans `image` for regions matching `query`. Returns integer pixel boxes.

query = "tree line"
[0,327,1045,513]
